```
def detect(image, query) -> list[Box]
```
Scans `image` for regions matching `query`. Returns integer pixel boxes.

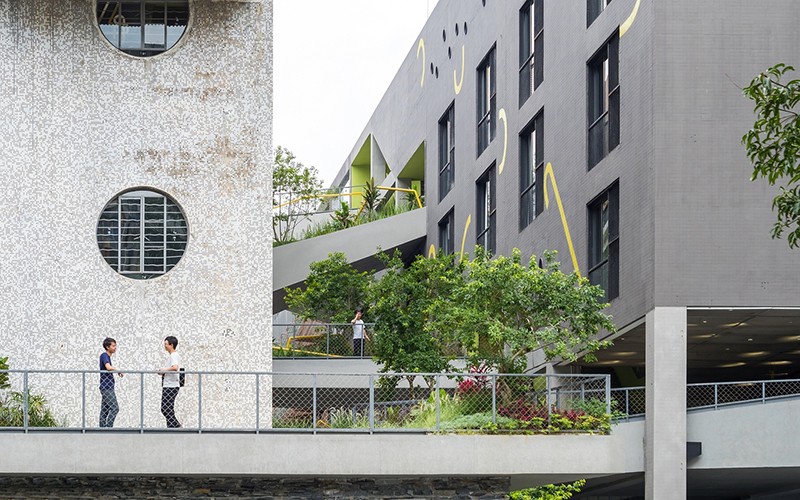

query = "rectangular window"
[439,103,456,201]
[476,164,497,255]
[587,0,612,27]
[477,46,497,156]
[587,31,619,170]
[520,111,544,230]
[438,209,455,255]
[519,0,543,106]
[588,181,619,301]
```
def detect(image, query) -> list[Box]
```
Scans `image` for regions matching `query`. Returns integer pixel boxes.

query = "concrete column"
[645,307,687,499]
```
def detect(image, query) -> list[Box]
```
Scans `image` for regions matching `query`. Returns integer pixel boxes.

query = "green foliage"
[0,391,62,427]
[0,356,8,390]
[428,248,615,373]
[509,480,586,500]
[0,358,62,428]
[370,251,465,376]
[328,407,370,429]
[272,146,324,244]
[405,390,463,429]
[297,201,416,242]
[331,202,355,230]
[742,63,800,248]
[361,177,380,215]
[285,252,374,323]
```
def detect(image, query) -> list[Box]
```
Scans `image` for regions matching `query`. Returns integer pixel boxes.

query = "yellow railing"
[273,186,423,214]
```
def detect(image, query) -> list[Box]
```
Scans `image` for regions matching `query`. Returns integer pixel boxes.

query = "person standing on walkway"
[98,337,123,428]
[351,308,369,357]
[158,336,182,428]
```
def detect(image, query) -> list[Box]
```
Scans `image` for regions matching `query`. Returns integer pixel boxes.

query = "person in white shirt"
[158,336,182,428]
[351,308,370,357]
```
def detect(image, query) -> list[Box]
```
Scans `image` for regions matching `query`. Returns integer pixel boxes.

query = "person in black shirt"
[99,337,123,428]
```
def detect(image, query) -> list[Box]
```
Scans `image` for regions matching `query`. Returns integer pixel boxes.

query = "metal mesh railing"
[273,323,376,358]
[611,378,800,420]
[0,370,610,434]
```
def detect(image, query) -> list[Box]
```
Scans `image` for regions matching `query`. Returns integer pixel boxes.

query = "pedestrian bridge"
[2,370,800,496]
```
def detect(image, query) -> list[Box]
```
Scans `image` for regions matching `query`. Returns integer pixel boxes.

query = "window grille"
[97,190,188,279]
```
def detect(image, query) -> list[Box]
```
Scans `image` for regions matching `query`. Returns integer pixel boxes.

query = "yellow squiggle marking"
[498,108,508,175]
[620,0,641,37]
[543,162,581,276]
[453,45,465,95]
[459,214,472,263]
[428,244,437,259]
[416,38,426,87]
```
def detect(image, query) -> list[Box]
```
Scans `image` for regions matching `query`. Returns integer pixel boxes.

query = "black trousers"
[161,387,181,428]
[353,338,364,357]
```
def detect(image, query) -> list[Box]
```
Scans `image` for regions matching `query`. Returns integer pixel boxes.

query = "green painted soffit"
[398,142,425,180]
[352,135,371,167]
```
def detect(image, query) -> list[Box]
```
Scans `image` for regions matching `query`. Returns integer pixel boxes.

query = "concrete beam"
[1,425,644,488]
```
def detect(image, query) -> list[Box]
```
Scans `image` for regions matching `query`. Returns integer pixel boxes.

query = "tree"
[428,248,614,373]
[742,63,800,248]
[272,146,323,244]
[370,251,465,385]
[509,480,586,500]
[285,252,373,323]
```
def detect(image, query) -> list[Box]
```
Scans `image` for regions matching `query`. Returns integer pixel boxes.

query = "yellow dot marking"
[416,38,426,87]
[620,0,641,37]
[453,45,465,95]
[459,214,472,263]
[543,162,581,276]
[498,108,508,175]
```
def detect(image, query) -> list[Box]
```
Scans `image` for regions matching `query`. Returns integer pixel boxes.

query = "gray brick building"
[327,0,800,497]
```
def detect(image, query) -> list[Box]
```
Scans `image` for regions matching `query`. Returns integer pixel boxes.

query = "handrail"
[352,186,424,222]
[274,186,423,213]
[610,378,800,420]
[0,370,610,434]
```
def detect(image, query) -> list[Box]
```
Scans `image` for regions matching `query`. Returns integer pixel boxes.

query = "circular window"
[96,1,190,57]
[97,189,189,279]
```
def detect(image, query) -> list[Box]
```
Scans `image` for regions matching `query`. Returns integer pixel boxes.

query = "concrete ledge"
[273,208,427,292]
[0,426,644,488]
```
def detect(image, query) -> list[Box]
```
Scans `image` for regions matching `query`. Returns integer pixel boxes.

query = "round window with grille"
[97,189,189,279]
[96,1,190,57]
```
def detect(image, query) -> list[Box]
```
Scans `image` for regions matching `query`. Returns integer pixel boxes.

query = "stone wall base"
[0,475,511,499]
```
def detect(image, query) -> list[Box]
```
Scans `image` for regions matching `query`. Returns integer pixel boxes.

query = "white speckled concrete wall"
[0,0,272,425]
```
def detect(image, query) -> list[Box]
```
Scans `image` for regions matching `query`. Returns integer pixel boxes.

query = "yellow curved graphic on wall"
[543,162,581,276]
[453,45,465,95]
[498,108,508,175]
[460,214,472,263]
[417,38,426,87]
[620,0,641,37]
[428,244,437,259]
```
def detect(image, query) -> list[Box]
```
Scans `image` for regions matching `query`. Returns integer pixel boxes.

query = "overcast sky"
[274,0,440,185]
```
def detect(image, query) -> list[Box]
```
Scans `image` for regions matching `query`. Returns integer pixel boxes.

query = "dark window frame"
[438,208,456,255]
[519,0,544,106]
[476,45,497,156]
[587,31,620,170]
[587,0,612,27]
[96,1,190,57]
[476,163,497,255]
[438,103,456,201]
[587,181,619,301]
[519,110,544,230]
